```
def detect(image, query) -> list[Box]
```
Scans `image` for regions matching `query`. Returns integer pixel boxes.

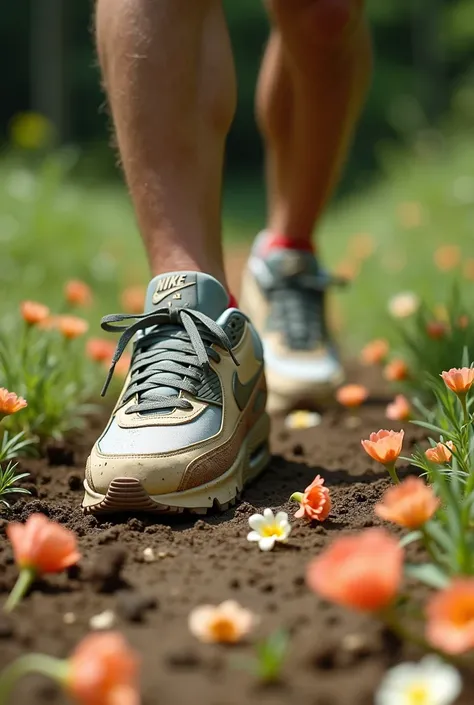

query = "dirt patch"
[0,380,473,705]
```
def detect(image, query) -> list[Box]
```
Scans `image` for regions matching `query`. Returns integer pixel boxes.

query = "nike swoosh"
[233,368,263,411]
[152,282,196,306]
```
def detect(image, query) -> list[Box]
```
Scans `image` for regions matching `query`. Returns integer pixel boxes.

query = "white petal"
[247,531,261,542]
[248,514,266,532]
[263,508,275,520]
[259,536,276,551]
[188,605,216,642]
[374,658,462,705]
[274,511,288,524]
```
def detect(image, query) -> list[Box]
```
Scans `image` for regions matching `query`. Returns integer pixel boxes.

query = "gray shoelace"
[100,307,238,413]
[266,273,345,350]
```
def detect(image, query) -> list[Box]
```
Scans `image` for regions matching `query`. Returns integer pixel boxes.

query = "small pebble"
[158,551,169,559]
[341,633,366,652]
[89,610,116,631]
[63,612,77,625]
[143,547,156,563]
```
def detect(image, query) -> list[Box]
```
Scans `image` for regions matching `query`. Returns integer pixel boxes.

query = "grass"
[1,131,474,354]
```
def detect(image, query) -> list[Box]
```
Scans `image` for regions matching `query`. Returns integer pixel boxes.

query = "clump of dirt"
[0,386,473,705]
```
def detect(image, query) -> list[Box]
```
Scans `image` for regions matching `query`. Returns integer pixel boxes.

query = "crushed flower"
[188,600,257,644]
[290,475,331,522]
[375,476,440,529]
[247,508,291,551]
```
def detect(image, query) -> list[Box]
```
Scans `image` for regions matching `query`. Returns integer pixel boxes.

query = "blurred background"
[2,0,474,346]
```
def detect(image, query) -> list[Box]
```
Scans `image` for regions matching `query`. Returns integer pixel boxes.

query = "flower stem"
[290,492,304,504]
[385,462,400,484]
[0,655,69,705]
[4,567,36,613]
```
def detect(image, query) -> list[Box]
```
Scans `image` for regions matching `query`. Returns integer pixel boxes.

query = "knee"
[268,0,365,48]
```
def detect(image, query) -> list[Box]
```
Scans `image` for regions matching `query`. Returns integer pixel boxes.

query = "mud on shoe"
[83,272,270,515]
[240,233,345,414]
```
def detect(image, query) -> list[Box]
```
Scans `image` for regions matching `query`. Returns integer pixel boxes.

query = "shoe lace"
[266,272,345,350]
[100,307,238,414]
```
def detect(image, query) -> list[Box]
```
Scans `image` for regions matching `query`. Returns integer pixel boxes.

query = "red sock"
[261,232,314,255]
[228,293,239,309]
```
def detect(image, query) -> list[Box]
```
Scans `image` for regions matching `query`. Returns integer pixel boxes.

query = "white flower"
[247,508,292,551]
[188,600,257,644]
[375,655,462,705]
[388,291,420,319]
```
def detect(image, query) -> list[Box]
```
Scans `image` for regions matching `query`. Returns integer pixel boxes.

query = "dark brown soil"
[1,369,473,705]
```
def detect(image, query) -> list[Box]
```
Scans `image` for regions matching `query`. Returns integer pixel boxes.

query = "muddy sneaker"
[240,233,344,413]
[83,272,270,515]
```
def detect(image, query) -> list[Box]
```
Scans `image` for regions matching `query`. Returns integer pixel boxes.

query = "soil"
[1,366,473,705]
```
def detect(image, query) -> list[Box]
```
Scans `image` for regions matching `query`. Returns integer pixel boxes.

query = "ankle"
[258,230,315,255]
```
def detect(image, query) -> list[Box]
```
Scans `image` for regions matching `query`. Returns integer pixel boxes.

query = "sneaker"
[83,272,270,515]
[240,233,344,413]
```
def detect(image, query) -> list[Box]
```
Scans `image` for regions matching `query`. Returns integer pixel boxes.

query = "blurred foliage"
[2,0,474,180]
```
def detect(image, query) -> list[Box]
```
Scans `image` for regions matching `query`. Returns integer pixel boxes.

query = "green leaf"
[404,563,450,589]
[399,531,423,548]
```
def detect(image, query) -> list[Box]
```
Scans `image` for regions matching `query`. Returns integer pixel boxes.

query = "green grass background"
[1,132,473,352]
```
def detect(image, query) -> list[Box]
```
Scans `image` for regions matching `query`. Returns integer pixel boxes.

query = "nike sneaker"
[240,233,344,413]
[83,272,270,515]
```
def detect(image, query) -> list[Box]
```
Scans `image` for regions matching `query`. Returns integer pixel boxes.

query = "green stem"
[290,492,304,504]
[20,324,31,370]
[4,568,36,613]
[385,462,400,484]
[0,655,69,705]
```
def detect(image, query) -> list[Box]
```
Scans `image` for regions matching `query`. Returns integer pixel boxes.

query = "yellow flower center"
[261,523,284,538]
[406,683,430,705]
[210,617,238,643]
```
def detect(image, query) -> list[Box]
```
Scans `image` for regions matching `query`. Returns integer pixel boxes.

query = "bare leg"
[257,0,372,246]
[95,0,236,284]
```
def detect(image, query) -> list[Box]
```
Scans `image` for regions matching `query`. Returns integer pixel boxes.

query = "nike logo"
[152,282,196,306]
[232,368,263,411]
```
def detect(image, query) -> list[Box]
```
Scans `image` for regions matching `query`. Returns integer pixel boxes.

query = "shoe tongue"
[144,271,229,319]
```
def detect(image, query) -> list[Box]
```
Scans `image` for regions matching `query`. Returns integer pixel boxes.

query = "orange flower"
[426,580,474,654]
[54,315,89,340]
[336,384,368,408]
[7,513,80,574]
[384,359,409,382]
[375,476,440,529]
[68,632,140,705]
[87,338,116,364]
[20,300,50,325]
[0,388,27,417]
[386,395,411,422]
[433,245,461,272]
[291,475,331,522]
[441,367,474,396]
[425,441,455,464]
[458,315,469,330]
[426,321,448,340]
[114,353,132,378]
[307,528,403,612]
[121,286,146,314]
[360,339,389,366]
[463,258,474,281]
[334,260,360,282]
[65,280,92,307]
[361,429,404,466]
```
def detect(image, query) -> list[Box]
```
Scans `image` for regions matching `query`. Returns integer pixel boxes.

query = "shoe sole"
[82,413,270,516]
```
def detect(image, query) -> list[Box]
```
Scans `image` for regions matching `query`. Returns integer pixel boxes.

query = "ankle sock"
[260,231,314,256]
[228,293,239,309]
